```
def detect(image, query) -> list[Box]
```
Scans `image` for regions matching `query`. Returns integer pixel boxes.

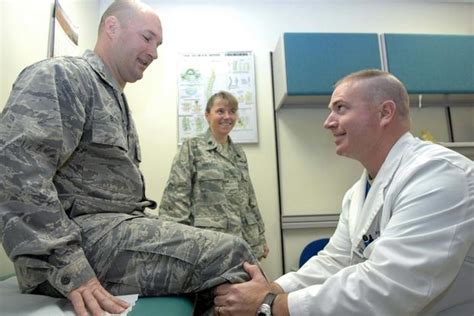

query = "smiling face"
[108,9,162,88]
[205,97,238,143]
[323,80,384,163]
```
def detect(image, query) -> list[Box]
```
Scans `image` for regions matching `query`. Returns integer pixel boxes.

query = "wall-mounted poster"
[177,51,258,144]
[47,0,79,58]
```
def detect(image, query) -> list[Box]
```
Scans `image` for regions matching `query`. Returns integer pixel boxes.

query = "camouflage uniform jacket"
[159,129,266,258]
[0,50,156,296]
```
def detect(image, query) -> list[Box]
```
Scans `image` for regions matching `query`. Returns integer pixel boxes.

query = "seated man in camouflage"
[0,1,255,315]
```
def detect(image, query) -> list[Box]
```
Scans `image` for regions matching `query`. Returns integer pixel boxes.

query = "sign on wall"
[177,51,258,144]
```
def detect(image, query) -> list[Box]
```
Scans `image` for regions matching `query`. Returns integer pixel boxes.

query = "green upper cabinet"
[384,34,474,105]
[272,33,381,109]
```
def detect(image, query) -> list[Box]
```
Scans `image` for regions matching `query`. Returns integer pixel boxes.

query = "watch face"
[257,303,271,316]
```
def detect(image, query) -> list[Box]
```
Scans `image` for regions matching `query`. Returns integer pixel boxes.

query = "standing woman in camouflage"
[160,91,269,260]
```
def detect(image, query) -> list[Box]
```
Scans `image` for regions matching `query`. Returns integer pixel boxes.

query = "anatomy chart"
[177,51,258,144]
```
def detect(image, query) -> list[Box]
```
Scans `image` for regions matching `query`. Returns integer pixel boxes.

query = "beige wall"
[1,0,51,108]
[0,0,99,107]
[1,0,473,281]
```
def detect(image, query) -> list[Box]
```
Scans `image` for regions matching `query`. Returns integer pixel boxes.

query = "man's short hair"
[336,69,410,119]
[98,0,143,34]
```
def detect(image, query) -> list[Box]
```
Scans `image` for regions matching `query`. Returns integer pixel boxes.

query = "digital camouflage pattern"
[0,51,256,299]
[159,129,267,258]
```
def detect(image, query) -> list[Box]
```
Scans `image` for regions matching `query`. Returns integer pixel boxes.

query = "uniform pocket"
[90,102,127,148]
[196,167,225,182]
[241,212,260,246]
[91,115,127,150]
[194,216,228,231]
[81,109,140,196]
[195,167,226,205]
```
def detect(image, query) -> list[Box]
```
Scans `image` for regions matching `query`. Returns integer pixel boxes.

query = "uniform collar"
[203,128,242,158]
[204,128,219,151]
[83,50,122,93]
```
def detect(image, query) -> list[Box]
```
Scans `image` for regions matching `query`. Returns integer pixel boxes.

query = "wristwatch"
[257,292,277,316]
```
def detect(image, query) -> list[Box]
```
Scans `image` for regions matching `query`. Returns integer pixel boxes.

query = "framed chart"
[177,51,258,144]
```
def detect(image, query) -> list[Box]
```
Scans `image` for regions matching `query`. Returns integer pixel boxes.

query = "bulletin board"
[47,0,79,58]
[177,51,258,144]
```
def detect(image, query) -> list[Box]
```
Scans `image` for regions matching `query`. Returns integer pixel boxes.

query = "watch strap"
[262,292,277,306]
[257,291,277,316]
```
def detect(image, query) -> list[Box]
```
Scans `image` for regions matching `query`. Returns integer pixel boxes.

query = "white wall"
[1,0,473,281]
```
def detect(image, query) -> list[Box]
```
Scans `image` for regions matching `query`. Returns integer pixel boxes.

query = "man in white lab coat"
[213,69,474,316]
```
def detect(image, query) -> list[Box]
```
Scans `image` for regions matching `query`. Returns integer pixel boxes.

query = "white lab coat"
[276,133,474,315]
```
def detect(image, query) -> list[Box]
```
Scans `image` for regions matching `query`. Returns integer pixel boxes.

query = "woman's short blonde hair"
[206,91,239,113]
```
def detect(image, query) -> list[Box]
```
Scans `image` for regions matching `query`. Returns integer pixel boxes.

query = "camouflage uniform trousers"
[36,215,257,313]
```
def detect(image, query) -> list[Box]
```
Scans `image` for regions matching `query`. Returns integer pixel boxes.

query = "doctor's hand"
[67,277,130,316]
[213,262,270,316]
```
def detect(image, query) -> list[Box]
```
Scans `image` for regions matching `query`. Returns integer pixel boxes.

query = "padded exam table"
[0,274,194,315]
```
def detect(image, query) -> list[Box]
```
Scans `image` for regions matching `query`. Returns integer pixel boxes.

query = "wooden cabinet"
[272,33,381,109]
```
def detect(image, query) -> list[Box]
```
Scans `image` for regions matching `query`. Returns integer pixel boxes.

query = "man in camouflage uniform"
[0,1,256,315]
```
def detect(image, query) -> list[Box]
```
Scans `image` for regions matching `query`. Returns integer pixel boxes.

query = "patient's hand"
[67,277,129,316]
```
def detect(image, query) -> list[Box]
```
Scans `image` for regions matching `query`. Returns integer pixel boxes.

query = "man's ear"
[104,16,120,39]
[380,100,396,127]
